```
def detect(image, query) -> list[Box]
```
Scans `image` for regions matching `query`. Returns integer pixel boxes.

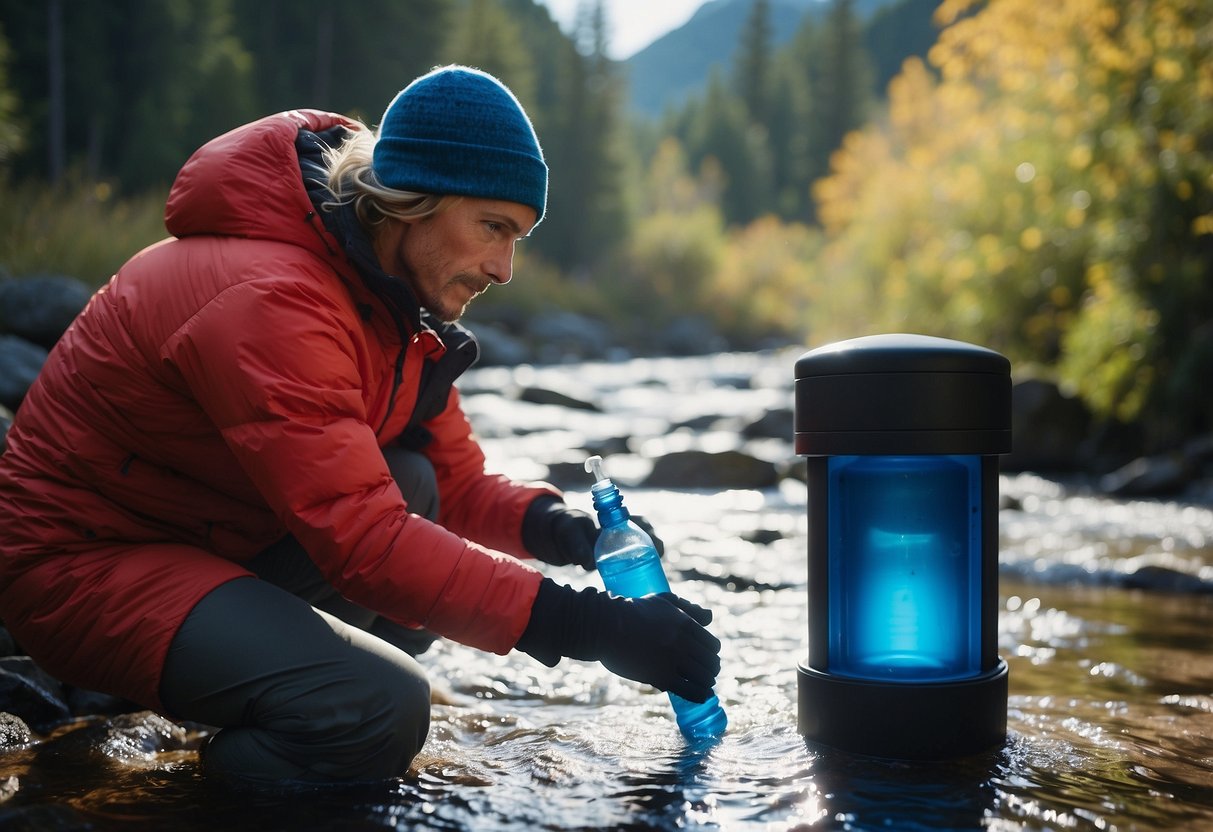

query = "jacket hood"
[165,109,358,256]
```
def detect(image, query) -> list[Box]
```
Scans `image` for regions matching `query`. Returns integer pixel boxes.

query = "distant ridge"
[621,0,900,117]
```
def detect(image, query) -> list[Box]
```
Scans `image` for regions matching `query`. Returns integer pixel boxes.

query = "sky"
[536,0,704,60]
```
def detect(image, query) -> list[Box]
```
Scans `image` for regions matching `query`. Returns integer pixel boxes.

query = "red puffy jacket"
[0,110,554,710]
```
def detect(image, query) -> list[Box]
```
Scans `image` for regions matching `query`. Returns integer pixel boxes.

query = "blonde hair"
[323,127,458,229]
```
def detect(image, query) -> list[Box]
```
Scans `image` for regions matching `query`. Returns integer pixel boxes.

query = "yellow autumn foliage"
[810,0,1213,433]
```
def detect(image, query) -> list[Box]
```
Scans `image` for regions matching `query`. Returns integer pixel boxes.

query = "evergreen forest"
[0,0,1210,450]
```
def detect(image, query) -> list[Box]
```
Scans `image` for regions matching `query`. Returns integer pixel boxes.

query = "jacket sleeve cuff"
[514,577,574,667]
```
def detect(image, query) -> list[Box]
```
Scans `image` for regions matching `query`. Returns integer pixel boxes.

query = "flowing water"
[2,351,1212,831]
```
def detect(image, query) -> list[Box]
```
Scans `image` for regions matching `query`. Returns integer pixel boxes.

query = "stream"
[2,349,1211,831]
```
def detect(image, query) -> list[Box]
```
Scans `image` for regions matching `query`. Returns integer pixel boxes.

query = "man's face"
[376,197,537,323]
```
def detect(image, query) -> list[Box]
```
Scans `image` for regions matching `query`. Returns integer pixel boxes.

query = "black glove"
[522,496,598,570]
[515,578,722,703]
[522,496,666,572]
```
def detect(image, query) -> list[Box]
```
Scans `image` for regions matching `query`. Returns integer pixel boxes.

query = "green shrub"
[0,176,167,285]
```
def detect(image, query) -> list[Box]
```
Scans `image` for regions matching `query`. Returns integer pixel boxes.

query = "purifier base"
[797,659,1008,760]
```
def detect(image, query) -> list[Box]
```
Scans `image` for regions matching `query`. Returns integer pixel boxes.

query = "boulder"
[1099,453,1193,498]
[0,336,48,411]
[1099,435,1213,498]
[1004,378,1091,473]
[0,657,70,732]
[0,274,93,350]
[524,311,617,363]
[654,315,729,357]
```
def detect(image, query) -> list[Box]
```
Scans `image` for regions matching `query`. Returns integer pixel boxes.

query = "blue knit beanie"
[373,66,548,225]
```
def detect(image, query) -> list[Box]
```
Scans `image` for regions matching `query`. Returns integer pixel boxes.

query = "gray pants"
[160,447,440,785]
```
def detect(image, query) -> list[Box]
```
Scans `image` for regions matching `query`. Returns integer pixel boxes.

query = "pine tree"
[811,0,874,175]
[735,0,773,126]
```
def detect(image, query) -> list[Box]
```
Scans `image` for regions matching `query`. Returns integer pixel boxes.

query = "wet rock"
[0,336,48,411]
[0,803,94,830]
[1120,565,1212,594]
[1077,418,1145,475]
[999,492,1024,511]
[642,449,781,489]
[678,566,797,592]
[65,687,139,719]
[654,315,729,357]
[0,275,93,350]
[709,370,754,390]
[0,712,31,747]
[518,386,601,411]
[583,436,631,458]
[1004,378,1092,473]
[672,413,723,432]
[780,457,807,483]
[0,657,70,732]
[524,311,616,363]
[472,322,532,367]
[541,460,592,489]
[742,528,784,545]
[1099,453,1193,498]
[94,711,192,759]
[740,407,794,441]
[1099,436,1213,498]
[39,711,191,762]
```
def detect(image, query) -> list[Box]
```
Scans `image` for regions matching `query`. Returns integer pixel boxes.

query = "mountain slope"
[621,0,903,117]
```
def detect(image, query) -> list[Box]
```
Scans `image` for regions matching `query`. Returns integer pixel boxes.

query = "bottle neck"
[591,482,631,529]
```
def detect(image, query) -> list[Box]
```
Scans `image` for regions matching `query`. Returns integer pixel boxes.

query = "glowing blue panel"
[827,455,981,682]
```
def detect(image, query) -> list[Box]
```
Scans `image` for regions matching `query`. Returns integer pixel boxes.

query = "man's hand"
[515,579,722,703]
[522,496,665,572]
[593,592,721,703]
[522,497,598,570]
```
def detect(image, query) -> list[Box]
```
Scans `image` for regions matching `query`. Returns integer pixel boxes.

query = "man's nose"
[485,245,515,285]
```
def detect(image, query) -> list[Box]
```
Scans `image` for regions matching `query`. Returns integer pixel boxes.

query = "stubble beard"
[425,274,489,323]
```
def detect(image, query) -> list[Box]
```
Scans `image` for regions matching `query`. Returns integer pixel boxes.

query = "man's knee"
[308,637,432,773]
[331,659,431,778]
[203,652,431,784]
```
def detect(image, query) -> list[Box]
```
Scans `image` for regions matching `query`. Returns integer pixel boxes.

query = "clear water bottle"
[584,456,728,740]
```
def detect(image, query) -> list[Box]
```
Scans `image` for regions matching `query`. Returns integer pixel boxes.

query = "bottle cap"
[584,455,611,489]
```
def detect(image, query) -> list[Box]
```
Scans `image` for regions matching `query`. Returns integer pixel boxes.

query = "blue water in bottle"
[585,456,728,741]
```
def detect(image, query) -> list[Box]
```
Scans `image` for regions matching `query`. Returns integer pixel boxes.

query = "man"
[0,66,722,785]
